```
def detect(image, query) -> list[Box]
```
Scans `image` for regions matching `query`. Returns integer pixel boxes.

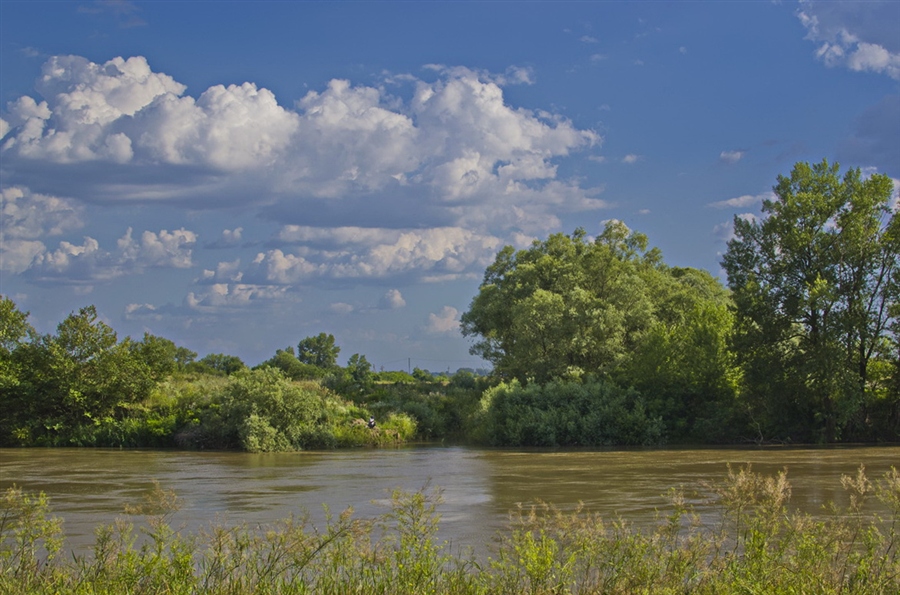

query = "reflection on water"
[1,445,898,554]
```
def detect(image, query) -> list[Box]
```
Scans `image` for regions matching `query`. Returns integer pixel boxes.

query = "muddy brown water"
[2,445,898,555]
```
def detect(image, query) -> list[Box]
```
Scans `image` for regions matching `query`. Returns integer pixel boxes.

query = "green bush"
[475,378,665,447]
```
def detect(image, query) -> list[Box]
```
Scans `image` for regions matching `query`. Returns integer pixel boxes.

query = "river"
[2,445,898,555]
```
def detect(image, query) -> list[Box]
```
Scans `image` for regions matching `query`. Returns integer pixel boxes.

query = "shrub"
[476,378,665,447]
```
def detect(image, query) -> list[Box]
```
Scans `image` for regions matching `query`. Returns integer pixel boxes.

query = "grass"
[1,466,898,594]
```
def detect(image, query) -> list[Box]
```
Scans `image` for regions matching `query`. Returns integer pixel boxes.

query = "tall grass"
[2,466,898,594]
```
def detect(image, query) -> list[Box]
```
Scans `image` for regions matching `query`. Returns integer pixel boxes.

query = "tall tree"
[297,333,341,369]
[461,222,735,395]
[462,224,658,382]
[722,160,898,442]
[5,306,156,444]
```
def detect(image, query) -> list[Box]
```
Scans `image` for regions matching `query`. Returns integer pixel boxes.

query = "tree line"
[1,160,897,448]
[463,160,899,444]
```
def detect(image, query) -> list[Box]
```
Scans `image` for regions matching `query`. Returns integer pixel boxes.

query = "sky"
[1,0,898,371]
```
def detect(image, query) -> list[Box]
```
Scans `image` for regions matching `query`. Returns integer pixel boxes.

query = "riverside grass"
[2,466,899,594]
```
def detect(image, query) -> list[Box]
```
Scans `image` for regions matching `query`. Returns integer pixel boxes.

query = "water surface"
[2,445,897,554]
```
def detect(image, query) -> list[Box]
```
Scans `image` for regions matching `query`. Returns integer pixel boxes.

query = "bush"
[475,378,665,447]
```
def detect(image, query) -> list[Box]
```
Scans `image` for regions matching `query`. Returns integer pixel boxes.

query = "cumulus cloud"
[2,55,610,292]
[20,226,196,284]
[198,259,243,284]
[2,56,601,233]
[329,302,354,314]
[117,227,196,268]
[0,186,85,273]
[708,192,772,209]
[425,305,460,335]
[246,227,502,284]
[798,0,900,80]
[206,227,244,249]
[621,154,642,164]
[1,186,83,239]
[719,150,744,164]
[186,283,289,312]
[379,289,406,309]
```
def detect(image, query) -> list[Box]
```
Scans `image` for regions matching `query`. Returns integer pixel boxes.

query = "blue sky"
[1,0,898,371]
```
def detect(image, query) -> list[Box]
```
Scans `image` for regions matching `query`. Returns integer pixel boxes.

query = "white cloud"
[621,154,642,164]
[0,239,46,274]
[206,227,243,249]
[708,192,772,209]
[581,35,599,43]
[247,227,502,284]
[1,186,84,239]
[117,227,196,268]
[798,1,900,80]
[277,225,400,246]
[329,302,354,314]
[186,283,289,312]
[425,305,460,335]
[198,259,243,284]
[719,150,744,164]
[20,226,197,283]
[2,56,611,288]
[379,289,406,309]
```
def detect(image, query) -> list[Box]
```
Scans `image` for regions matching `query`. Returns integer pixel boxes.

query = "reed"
[2,466,898,594]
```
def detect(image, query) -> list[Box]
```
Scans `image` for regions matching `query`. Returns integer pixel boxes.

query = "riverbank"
[3,465,898,594]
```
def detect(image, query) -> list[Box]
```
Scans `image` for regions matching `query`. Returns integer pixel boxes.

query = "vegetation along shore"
[2,465,899,594]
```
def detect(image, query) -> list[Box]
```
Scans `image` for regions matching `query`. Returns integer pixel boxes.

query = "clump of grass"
[2,466,898,594]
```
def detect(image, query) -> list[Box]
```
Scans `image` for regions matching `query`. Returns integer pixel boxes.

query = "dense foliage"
[461,221,741,442]
[0,298,420,450]
[723,160,899,443]
[2,466,899,594]
[461,161,898,444]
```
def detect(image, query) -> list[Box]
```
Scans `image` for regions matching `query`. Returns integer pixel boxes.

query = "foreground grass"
[2,466,899,594]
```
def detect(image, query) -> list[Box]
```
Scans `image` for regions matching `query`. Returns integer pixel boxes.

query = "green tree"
[0,297,32,389]
[722,160,899,442]
[297,332,340,369]
[197,353,246,376]
[5,306,155,444]
[255,346,326,380]
[347,353,373,387]
[462,224,659,382]
[616,268,741,441]
[128,333,180,380]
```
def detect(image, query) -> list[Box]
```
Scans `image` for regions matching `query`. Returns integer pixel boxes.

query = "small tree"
[347,353,373,387]
[297,333,340,369]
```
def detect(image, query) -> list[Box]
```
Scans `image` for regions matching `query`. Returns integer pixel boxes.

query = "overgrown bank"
[2,466,898,594]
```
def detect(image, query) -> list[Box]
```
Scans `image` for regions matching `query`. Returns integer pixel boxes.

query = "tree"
[197,353,246,376]
[462,222,702,383]
[128,333,180,380]
[5,306,156,444]
[297,333,340,369]
[346,353,373,386]
[255,346,326,380]
[0,297,33,388]
[722,160,899,442]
